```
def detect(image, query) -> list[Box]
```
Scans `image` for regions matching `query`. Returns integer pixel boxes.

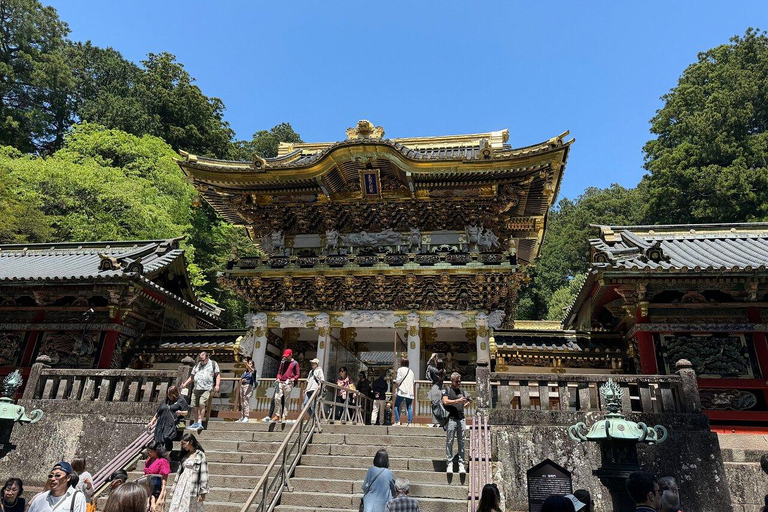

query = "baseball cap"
[282,349,293,358]
[564,494,586,511]
[52,461,73,474]
[310,358,320,365]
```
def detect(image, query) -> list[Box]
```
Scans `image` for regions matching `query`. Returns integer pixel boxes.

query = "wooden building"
[178,120,572,378]
[564,223,768,427]
[0,238,222,379]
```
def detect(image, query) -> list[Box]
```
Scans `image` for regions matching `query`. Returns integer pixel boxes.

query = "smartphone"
[148,475,163,499]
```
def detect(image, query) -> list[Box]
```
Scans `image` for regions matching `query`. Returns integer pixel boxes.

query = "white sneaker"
[458,463,466,474]
[261,415,271,422]
[394,422,401,426]
[446,463,453,474]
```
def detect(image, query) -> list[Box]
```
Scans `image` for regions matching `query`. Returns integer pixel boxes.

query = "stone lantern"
[0,370,44,457]
[569,379,667,512]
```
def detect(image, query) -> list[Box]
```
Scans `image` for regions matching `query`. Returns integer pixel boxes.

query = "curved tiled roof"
[589,223,768,272]
[0,238,220,320]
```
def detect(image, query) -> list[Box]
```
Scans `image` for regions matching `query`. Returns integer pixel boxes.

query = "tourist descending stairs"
[276,423,469,512]
[115,421,298,512]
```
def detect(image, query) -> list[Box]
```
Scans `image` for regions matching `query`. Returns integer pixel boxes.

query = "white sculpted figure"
[486,310,505,330]
[261,231,284,255]
[325,229,340,253]
[408,228,421,252]
[275,311,311,329]
[466,225,481,246]
[376,228,403,246]
[314,313,330,330]
[478,228,500,251]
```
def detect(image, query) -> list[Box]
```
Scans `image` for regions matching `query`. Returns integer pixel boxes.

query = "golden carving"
[346,120,385,140]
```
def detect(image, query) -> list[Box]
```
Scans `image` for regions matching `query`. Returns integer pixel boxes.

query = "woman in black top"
[426,353,445,427]
[147,385,189,451]
[1,478,25,512]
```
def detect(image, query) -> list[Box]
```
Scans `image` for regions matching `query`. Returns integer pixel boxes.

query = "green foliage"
[0,146,51,243]
[0,0,71,152]
[2,123,194,241]
[546,273,586,321]
[228,122,303,160]
[643,28,768,223]
[517,184,647,320]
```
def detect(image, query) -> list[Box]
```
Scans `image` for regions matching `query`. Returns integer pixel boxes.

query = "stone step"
[198,429,300,442]
[319,424,447,437]
[183,501,242,512]
[127,470,270,488]
[289,478,467,500]
[300,454,447,472]
[280,491,467,512]
[293,466,454,485]
[201,439,289,452]
[313,433,452,448]
[307,443,441,459]
[275,507,354,512]
[205,451,279,464]
[204,420,294,432]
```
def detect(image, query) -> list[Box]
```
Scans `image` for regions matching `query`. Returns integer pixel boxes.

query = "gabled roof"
[562,223,768,329]
[0,239,183,281]
[0,238,220,321]
[589,223,768,272]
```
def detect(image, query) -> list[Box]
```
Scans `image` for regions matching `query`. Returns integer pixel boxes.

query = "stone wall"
[0,400,156,488]
[491,410,733,512]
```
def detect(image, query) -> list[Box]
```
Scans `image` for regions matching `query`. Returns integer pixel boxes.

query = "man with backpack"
[273,349,300,423]
[442,372,471,474]
[28,462,86,512]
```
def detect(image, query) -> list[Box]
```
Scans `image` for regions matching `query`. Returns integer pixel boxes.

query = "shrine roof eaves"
[561,222,768,329]
[0,238,220,320]
[176,130,573,176]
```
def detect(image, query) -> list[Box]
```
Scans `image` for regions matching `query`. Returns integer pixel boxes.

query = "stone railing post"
[476,358,492,414]
[676,359,701,413]
[22,357,51,401]
[176,356,195,391]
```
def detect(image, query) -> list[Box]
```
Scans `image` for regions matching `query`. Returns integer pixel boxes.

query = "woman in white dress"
[168,433,208,512]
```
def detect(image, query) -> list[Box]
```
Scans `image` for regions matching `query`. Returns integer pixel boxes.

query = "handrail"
[238,381,325,512]
[318,381,373,424]
[90,429,154,502]
[469,414,491,511]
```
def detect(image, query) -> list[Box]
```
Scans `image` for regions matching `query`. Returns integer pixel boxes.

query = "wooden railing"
[239,381,324,512]
[488,373,685,414]
[24,367,180,403]
[469,414,492,511]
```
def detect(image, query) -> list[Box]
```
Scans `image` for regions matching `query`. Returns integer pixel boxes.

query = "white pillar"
[475,312,491,367]
[406,312,422,379]
[314,313,331,377]
[240,312,269,376]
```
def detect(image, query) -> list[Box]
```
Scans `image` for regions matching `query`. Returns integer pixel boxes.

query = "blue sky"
[48,1,767,200]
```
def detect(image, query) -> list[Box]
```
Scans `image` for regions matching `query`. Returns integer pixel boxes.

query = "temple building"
[564,223,768,427]
[177,120,572,379]
[0,238,222,381]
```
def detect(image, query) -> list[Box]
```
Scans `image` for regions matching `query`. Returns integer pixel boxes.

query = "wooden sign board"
[527,458,573,512]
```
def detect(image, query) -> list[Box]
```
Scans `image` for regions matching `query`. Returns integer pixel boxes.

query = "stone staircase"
[115,421,291,512]
[277,424,469,512]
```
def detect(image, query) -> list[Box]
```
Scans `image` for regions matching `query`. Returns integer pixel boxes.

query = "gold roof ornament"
[346,120,385,140]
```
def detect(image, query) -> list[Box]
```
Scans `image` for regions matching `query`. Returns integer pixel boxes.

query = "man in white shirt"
[181,351,221,430]
[28,462,86,512]
[393,358,415,426]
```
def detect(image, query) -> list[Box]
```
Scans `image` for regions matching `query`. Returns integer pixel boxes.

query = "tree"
[546,273,586,321]
[516,184,647,320]
[0,0,71,152]
[0,146,51,242]
[5,123,194,241]
[228,122,303,160]
[643,28,768,223]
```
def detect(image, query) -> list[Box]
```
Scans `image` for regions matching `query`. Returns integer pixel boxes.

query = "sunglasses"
[48,473,67,480]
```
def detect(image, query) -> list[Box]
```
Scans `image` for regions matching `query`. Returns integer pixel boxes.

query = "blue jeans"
[393,395,413,424]
[446,418,467,465]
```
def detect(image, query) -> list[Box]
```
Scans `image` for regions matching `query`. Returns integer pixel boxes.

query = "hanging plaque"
[360,169,381,197]
[527,458,573,512]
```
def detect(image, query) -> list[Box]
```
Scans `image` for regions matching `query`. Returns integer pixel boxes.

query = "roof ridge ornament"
[346,120,385,140]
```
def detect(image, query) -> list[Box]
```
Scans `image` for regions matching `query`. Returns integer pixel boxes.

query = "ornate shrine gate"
[178,120,571,380]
